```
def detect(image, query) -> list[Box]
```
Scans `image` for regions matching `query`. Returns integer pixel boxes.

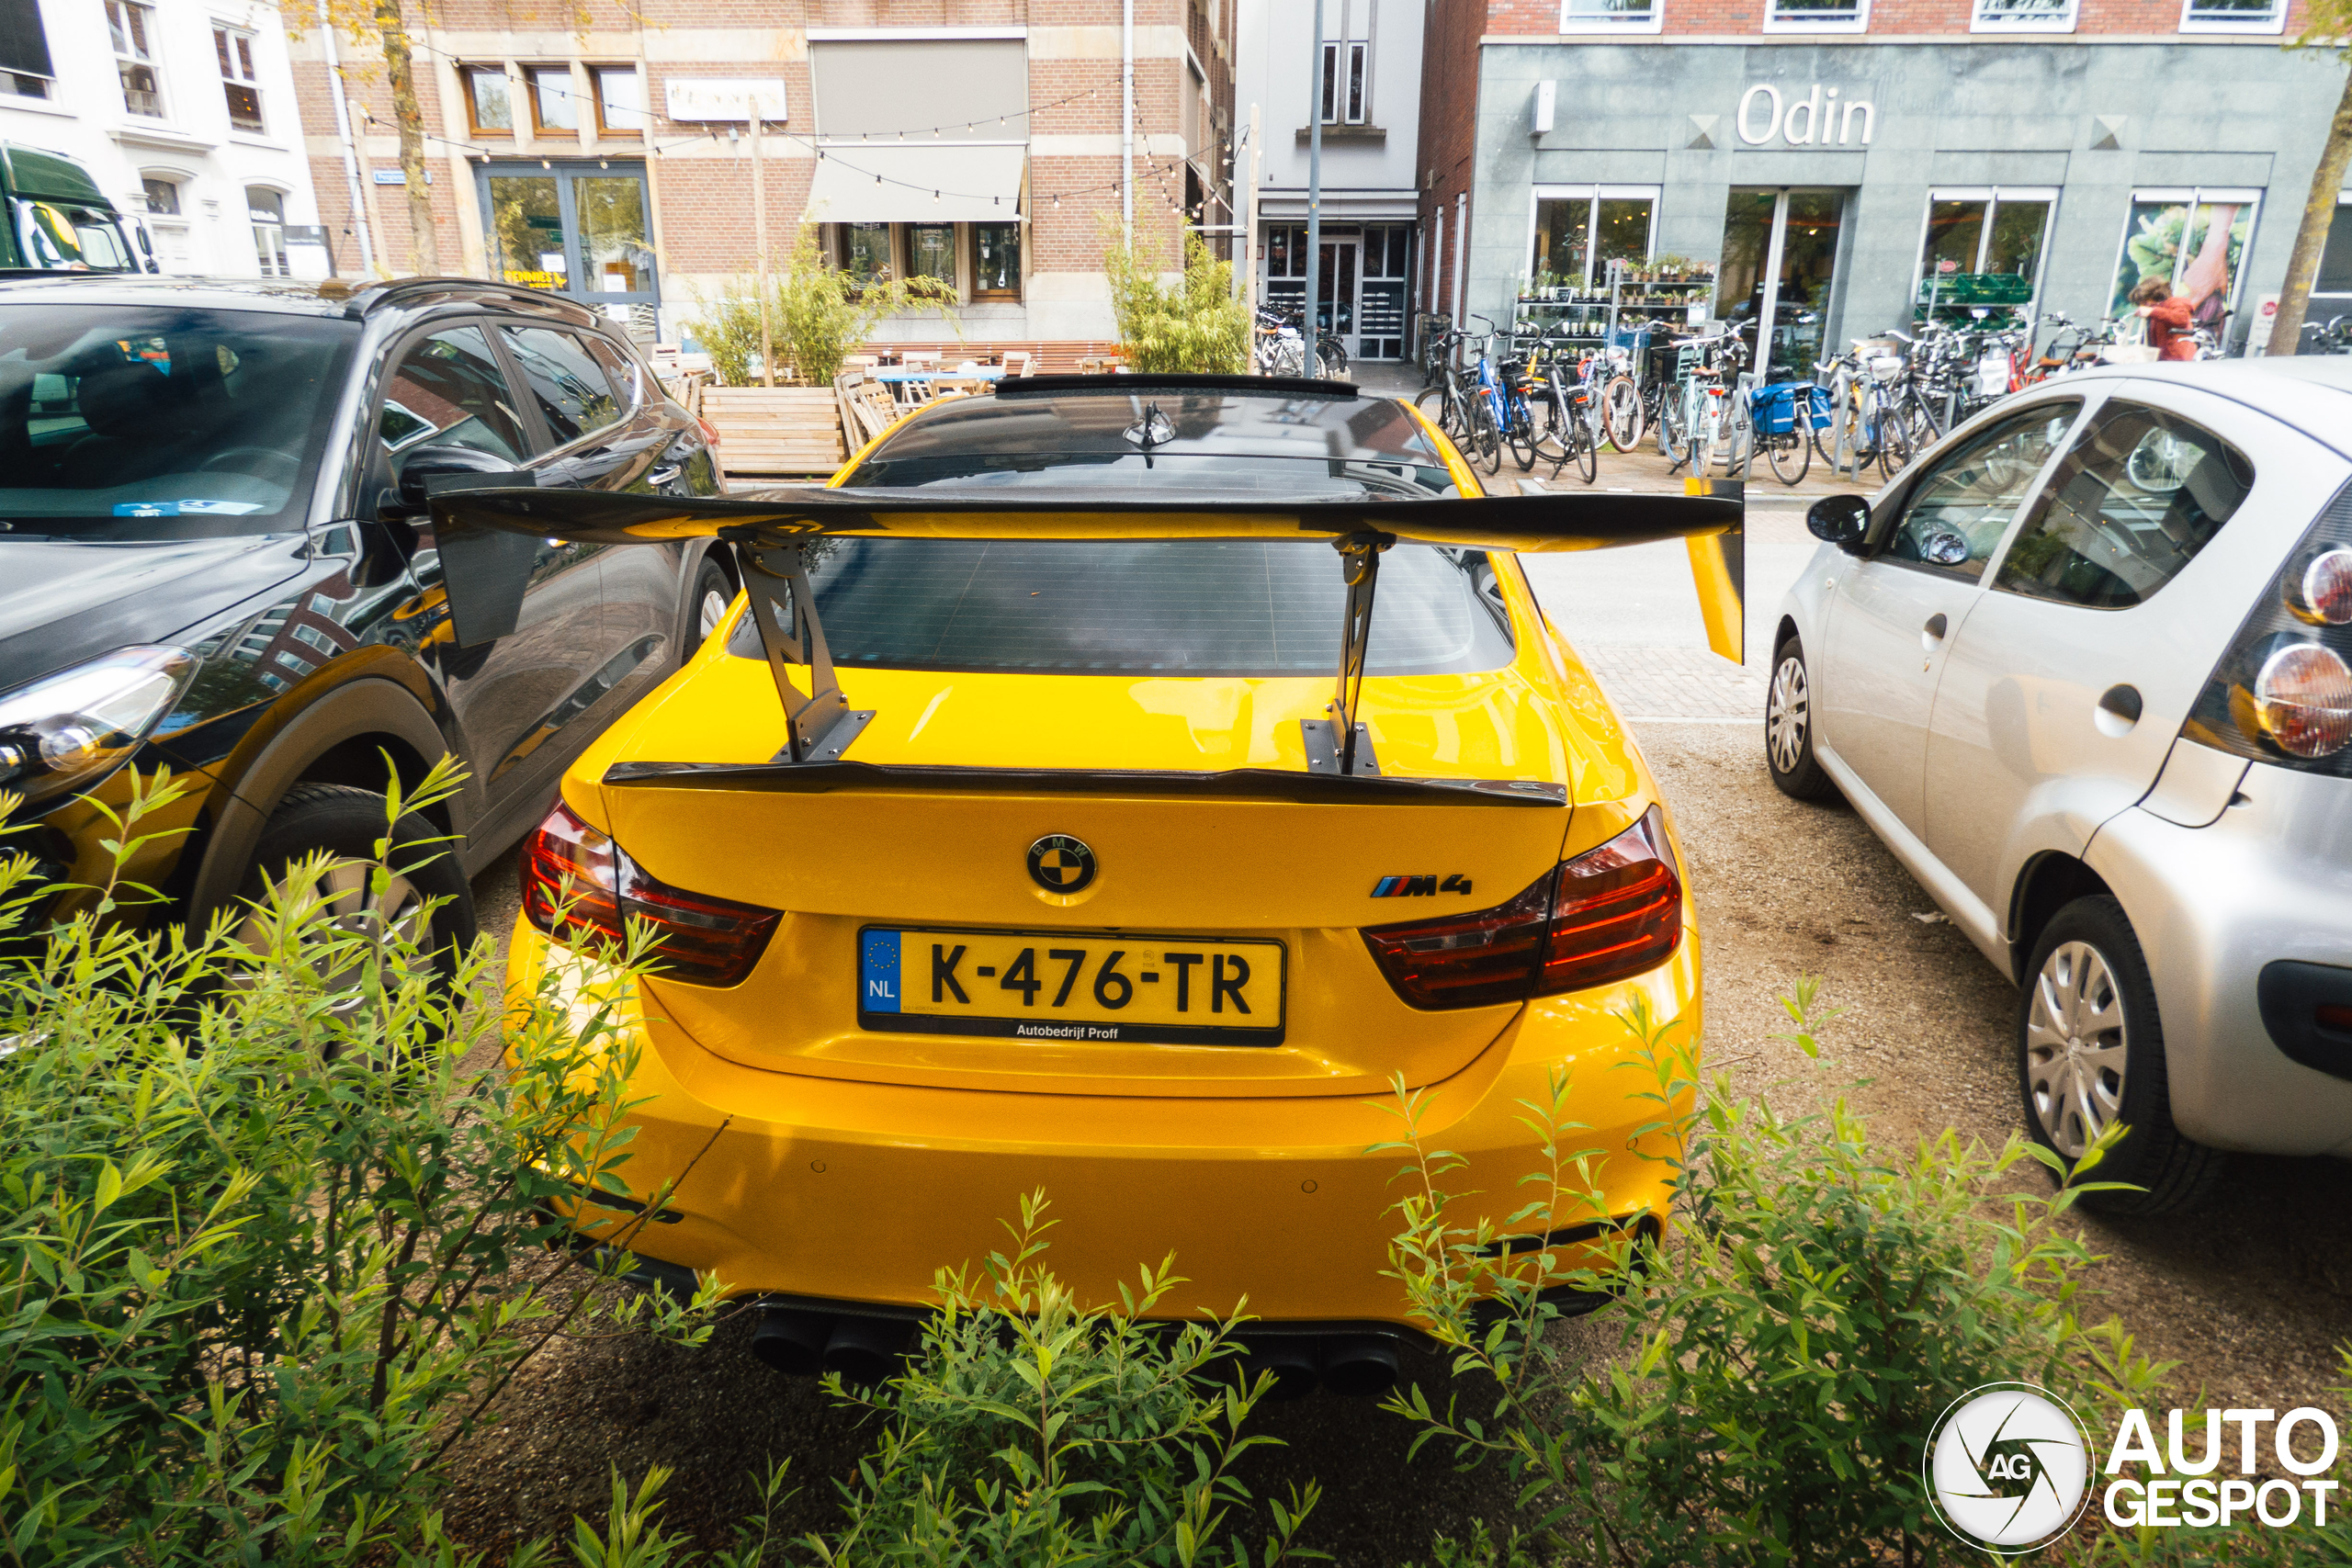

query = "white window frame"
[1969,0,2077,32]
[107,0,165,120]
[1908,186,2060,312]
[1559,0,1665,37]
[2313,195,2352,310]
[2109,186,2266,324]
[1760,0,1871,34]
[1526,184,1662,293]
[213,23,265,133]
[2177,0,2285,34]
[1317,1,1371,126]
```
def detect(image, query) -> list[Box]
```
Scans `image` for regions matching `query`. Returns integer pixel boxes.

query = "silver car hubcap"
[1767,655,1810,774]
[698,587,731,639]
[231,858,431,1011]
[2024,940,2129,1158]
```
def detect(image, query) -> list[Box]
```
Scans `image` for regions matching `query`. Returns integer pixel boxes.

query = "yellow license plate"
[858,927,1286,1046]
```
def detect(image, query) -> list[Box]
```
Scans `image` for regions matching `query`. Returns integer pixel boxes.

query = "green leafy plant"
[1102,230,1250,375]
[0,760,727,1566]
[1378,982,2138,1568]
[687,234,961,387]
[802,1191,1321,1568]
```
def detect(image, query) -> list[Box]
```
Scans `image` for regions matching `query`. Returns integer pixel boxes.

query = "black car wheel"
[2018,896,2223,1215]
[694,556,736,645]
[231,784,478,1004]
[1764,636,1838,802]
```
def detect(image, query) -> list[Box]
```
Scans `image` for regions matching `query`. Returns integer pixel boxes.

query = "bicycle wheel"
[1469,398,1502,474]
[1413,385,1457,445]
[1571,413,1599,484]
[1602,376,1643,451]
[1531,390,1570,467]
[1875,404,1914,480]
[1657,390,1688,468]
[1506,399,1537,471]
[1767,430,1811,486]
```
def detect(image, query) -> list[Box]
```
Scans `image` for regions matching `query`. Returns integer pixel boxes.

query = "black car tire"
[693,555,736,646]
[233,784,478,995]
[1764,636,1838,802]
[2017,897,2223,1215]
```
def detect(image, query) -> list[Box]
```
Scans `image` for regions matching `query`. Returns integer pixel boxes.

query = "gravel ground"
[442,714,2352,1562]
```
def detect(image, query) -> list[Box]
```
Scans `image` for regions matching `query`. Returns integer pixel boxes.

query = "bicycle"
[1411,326,1476,445]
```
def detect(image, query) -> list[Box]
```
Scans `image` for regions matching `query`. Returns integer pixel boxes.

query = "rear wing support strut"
[1301,531,1392,778]
[740,539,875,763]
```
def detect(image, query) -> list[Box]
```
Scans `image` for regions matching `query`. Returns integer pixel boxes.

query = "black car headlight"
[0,646,200,805]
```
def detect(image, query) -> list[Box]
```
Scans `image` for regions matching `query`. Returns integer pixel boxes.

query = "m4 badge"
[1370,874,1474,898]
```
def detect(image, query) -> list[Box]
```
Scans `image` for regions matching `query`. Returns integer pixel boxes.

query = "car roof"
[0,272,605,328]
[2053,357,2352,456]
[869,376,1439,466]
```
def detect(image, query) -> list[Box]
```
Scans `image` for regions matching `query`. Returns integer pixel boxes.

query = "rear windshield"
[0,304,357,538]
[730,540,1515,677]
[847,452,1458,499]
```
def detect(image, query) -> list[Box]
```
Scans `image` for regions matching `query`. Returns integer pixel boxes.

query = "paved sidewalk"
[1581,645,1767,725]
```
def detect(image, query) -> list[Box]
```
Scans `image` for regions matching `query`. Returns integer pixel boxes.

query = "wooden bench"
[698,387,847,480]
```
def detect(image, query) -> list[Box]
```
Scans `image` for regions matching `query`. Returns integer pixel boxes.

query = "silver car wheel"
[1767,655,1810,775]
[698,587,731,640]
[2023,939,2129,1158]
[229,858,431,1011]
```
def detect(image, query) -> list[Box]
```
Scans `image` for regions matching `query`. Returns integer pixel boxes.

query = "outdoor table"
[873,367,1005,384]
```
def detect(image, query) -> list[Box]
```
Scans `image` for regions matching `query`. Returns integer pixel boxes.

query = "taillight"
[695,414,722,447]
[2188,481,2352,771]
[1362,806,1682,1010]
[521,801,780,987]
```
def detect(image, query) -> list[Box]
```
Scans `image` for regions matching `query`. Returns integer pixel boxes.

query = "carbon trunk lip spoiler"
[601,759,1570,807]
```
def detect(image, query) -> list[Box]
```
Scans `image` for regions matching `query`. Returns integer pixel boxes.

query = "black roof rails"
[993,373,1360,400]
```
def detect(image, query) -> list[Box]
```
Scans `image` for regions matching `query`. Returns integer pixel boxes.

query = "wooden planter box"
[698,387,846,480]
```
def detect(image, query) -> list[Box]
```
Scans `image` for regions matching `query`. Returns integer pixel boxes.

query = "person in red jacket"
[2130,277,2198,360]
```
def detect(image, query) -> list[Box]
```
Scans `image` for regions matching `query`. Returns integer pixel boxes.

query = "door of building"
[477,162,659,309]
[1719,188,1845,381]
[1314,237,1359,352]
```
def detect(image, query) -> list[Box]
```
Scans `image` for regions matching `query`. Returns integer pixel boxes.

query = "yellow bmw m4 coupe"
[437,373,1745,1396]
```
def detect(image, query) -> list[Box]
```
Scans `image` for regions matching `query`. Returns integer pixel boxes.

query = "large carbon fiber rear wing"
[426,484,1744,790]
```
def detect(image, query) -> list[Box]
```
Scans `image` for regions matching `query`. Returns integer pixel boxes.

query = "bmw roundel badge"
[1027,834,1097,894]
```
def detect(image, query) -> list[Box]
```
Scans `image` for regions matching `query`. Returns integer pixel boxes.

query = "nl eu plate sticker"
[860,929,902,1014]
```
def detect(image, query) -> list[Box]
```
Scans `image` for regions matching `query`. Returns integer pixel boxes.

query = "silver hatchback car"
[1767,357,2352,1213]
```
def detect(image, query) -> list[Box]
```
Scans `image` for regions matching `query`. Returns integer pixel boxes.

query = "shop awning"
[804,144,1025,224]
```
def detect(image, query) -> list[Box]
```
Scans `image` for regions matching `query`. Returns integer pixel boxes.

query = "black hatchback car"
[0,273,731,954]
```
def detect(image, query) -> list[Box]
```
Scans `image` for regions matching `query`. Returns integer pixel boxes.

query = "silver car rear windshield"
[730,539,1516,678]
[0,304,358,538]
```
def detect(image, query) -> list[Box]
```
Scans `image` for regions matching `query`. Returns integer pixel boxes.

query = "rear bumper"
[508,919,1699,1330]
[2085,763,2352,1157]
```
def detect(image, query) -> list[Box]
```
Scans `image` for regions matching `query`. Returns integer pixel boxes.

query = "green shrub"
[686,234,960,388]
[0,761,723,1566]
[1102,231,1250,375]
[802,1191,1319,1568]
[1380,983,2136,1568]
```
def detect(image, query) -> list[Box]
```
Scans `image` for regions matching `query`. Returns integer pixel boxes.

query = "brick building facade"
[289,0,1235,357]
[1418,0,2350,368]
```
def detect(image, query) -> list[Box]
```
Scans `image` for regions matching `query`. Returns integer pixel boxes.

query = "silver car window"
[1992,401,2254,610]
[1880,400,2080,581]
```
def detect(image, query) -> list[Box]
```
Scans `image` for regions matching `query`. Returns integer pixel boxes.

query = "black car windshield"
[733,540,1516,677]
[0,304,358,538]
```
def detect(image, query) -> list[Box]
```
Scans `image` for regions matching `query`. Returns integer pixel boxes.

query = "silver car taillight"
[2187,483,2352,771]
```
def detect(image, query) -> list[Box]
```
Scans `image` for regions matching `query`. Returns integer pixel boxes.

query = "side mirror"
[389,445,524,515]
[1807,493,1871,554]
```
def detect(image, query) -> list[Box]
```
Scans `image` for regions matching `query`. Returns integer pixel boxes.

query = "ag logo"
[1925,1382,2093,1554]
[1026,834,1097,894]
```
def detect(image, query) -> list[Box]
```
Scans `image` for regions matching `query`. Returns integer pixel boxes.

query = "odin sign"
[1736,83,1876,146]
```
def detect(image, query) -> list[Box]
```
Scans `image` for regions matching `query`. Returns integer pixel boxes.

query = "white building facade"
[1235,0,1422,360]
[0,0,329,277]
